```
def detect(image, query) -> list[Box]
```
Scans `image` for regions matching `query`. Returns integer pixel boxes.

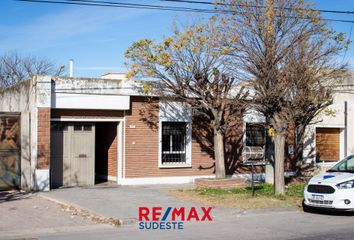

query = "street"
[23,208,354,240]
[1,186,354,240]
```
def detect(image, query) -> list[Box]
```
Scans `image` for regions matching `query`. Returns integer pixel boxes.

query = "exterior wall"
[0,81,31,111]
[52,77,126,95]
[303,76,354,164]
[51,109,124,119]
[95,122,118,179]
[108,132,118,177]
[37,108,51,169]
[0,76,55,190]
[52,109,123,182]
[124,97,297,180]
[241,110,296,173]
[34,76,52,190]
[0,80,35,191]
[4,74,339,189]
[124,97,215,178]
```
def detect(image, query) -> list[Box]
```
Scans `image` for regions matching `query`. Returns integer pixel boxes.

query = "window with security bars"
[162,122,187,164]
[245,123,265,147]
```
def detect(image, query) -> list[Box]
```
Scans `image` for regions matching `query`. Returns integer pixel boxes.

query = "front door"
[51,123,95,188]
[70,124,95,186]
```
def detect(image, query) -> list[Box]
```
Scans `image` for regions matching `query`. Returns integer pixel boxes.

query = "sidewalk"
[0,191,113,239]
[39,183,246,224]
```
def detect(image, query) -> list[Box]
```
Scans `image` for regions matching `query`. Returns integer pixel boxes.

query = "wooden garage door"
[0,113,21,190]
[316,128,340,161]
[51,123,95,188]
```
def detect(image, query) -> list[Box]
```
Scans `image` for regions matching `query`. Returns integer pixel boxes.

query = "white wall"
[52,93,130,110]
[303,77,354,164]
[0,79,37,191]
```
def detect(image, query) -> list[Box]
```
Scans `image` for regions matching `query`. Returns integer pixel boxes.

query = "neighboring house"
[0,72,351,191]
[303,73,354,167]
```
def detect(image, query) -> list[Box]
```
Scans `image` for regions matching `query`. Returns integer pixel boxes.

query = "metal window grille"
[246,123,265,147]
[162,122,186,164]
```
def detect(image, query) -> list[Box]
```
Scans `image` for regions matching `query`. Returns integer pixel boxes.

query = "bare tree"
[125,20,248,178]
[289,59,348,174]
[0,52,65,88]
[218,0,348,193]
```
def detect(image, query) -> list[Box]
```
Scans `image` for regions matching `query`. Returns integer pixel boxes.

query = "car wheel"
[302,200,311,213]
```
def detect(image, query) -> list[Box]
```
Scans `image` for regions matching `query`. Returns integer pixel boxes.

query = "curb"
[38,194,124,227]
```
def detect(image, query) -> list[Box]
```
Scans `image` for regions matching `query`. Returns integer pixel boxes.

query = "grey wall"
[0,79,35,191]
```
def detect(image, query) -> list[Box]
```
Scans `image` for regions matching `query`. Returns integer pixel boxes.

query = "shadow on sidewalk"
[0,191,32,203]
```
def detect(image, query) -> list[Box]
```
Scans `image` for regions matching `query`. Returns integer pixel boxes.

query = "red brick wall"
[108,131,118,177]
[51,109,124,119]
[124,97,297,178]
[48,100,297,179]
[95,123,118,178]
[37,108,51,169]
[124,97,215,178]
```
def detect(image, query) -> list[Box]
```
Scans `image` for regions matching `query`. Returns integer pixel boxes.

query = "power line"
[161,0,354,15]
[16,0,354,23]
[16,0,216,13]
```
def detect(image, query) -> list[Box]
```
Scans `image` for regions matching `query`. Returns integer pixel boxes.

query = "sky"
[1,0,354,78]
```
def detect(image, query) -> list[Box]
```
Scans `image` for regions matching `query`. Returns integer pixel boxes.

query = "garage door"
[0,113,21,190]
[51,123,95,188]
[316,128,340,162]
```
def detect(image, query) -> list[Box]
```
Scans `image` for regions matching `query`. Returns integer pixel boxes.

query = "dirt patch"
[195,178,247,189]
[169,183,304,210]
[39,195,123,227]
[57,203,123,227]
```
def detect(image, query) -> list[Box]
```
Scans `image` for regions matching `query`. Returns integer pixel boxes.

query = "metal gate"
[0,113,21,190]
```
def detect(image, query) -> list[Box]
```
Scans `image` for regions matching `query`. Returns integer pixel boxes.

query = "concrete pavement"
[0,191,113,240]
[39,183,244,224]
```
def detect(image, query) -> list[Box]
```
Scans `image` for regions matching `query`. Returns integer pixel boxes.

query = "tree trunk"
[274,133,286,194]
[295,123,305,175]
[214,128,226,178]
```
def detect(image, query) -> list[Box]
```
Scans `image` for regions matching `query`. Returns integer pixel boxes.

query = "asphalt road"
[25,208,354,240]
[2,187,354,240]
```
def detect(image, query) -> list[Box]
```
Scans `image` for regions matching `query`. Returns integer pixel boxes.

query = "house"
[0,72,352,191]
[303,73,354,167]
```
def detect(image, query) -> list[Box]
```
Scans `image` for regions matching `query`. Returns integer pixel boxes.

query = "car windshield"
[327,155,354,173]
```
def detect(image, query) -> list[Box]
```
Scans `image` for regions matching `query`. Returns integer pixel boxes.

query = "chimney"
[69,59,74,77]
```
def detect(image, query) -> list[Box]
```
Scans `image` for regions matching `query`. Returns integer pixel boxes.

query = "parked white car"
[304,155,354,211]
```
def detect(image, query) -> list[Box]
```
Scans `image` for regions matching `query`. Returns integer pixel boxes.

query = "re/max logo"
[139,207,213,221]
[138,207,213,230]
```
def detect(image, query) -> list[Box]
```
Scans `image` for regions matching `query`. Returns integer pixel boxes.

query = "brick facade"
[95,122,118,178]
[124,97,296,178]
[51,109,124,119]
[48,97,297,180]
[52,109,120,180]
[37,108,51,169]
[108,131,118,177]
[124,97,216,178]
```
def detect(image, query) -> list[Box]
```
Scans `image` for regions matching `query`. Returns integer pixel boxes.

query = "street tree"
[125,20,248,178]
[217,0,348,193]
[0,52,65,88]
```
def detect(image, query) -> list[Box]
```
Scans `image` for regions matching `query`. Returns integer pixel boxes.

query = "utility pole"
[345,101,348,157]
[265,0,275,185]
